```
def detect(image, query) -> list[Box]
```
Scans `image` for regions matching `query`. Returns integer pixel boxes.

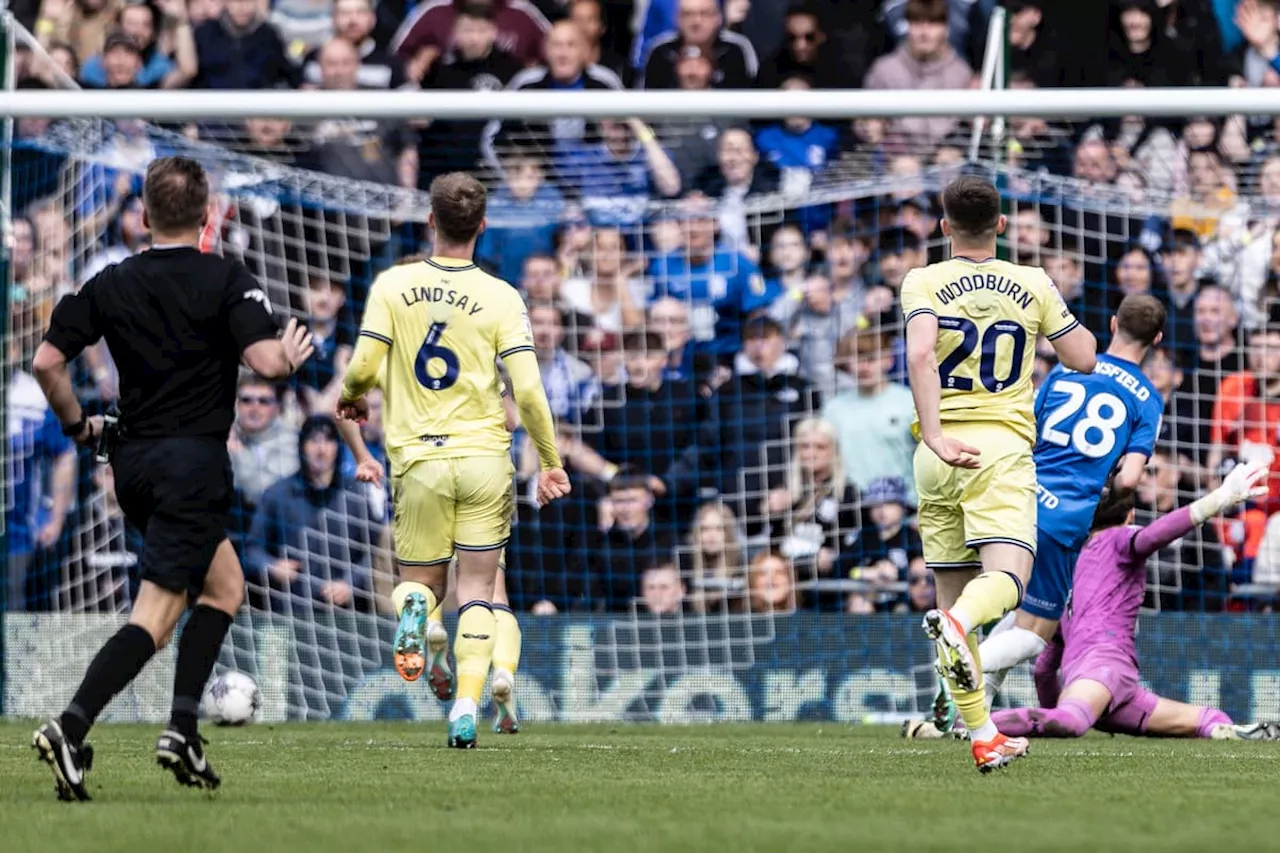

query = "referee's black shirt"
[43,246,279,439]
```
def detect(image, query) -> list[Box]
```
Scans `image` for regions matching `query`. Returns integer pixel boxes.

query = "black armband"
[61,415,87,437]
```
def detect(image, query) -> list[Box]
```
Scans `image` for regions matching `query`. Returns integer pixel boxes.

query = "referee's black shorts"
[112,436,234,598]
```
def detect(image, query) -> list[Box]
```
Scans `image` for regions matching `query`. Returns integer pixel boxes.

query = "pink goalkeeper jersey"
[1060,507,1197,669]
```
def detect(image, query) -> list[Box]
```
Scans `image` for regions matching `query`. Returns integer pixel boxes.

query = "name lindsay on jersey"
[401,284,485,315]
[934,273,1036,311]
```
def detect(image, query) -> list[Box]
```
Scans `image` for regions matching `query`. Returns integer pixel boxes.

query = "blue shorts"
[1021,531,1080,621]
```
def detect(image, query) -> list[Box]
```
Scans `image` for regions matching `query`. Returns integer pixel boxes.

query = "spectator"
[1185,284,1244,449]
[82,29,144,88]
[893,565,936,613]
[305,39,418,187]
[746,550,798,614]
[518,253,592,348]
[679,500,747,614]
[648,192,775,355]
[839,476,924,614]
[6,367,76,611]
[1209,323,1280,508]
[228,376,300,508]
[1171,147,1241,243]
[864,0,974,147]
[1072,137,1118,186]
[757,1,857,89]
[1142,345,1201,460]
[193,0,300,89]
[561,227,647,333]
[767,417,860,583]
[1137,443,1227,609]
[823,326,917,501]
[481,19,624,170]
[1004,0,1069,88]
[1164,228,1205,360]
[693,128,781,255]
[640,563,686,615]
[477,152,565,283]
[764,224,809,297]
[294,271,355,415]
[418,2,523,184]
[245,416,377,611]
[80,1,195,89]
[654,44,737,189]
[583,330,719,512]
[1109,0,1196,86]
[393,0,550,81]
[647,296,701,383]
[773,273,863,399]
[559,118,683,228]
[591,471,676,611]
[754,72,840,213]
[566,0,630,85]
[638,0,758,90]
[234,117,301,163]
[715,314,820,515]
[301,0,409,89]
[35,0,122,62]
[529,302,599,425]
[873,226,924,296]
[823,220,871,316]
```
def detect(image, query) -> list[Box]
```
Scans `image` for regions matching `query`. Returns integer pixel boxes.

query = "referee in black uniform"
[30,156,315,801]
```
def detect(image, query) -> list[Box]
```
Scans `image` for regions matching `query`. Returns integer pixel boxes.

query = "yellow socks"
[454,600,497,704]
[391,581,438,620]
[949,633,992,738]
[950,572,1022,635]
[492,604,521,676]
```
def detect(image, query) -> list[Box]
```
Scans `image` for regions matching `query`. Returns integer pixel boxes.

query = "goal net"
[5,89,1280,725]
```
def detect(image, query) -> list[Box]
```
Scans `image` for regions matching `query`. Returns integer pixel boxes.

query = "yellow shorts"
[391,455,515,565]
[913,423,1036,570]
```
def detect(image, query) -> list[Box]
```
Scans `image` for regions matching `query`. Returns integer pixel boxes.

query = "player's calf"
[991,698,1095,739]
[156,729,221,790]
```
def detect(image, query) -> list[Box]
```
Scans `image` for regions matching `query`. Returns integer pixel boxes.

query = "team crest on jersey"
[749,273,766,295]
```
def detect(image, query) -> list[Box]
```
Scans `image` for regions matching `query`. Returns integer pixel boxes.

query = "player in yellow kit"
[338,173,568,748]
[901,176,1097,772]
[335,346,524,735]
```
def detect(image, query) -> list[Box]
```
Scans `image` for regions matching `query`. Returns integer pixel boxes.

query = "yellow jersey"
[355,256,533,471]
[900,257,1080,445]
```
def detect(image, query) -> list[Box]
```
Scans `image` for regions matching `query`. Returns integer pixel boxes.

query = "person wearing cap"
[715,312,819,525]
[1164,227,1204,360]
[245,414,377,613]
[836,475,924,614]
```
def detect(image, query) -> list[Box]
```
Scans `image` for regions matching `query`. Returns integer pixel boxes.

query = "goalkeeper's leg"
[491,554,521,734]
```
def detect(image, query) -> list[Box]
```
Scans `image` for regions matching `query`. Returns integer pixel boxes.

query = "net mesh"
[5,97,1280,723]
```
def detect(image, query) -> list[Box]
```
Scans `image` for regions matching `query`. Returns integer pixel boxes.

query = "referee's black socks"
[61,623,157,746]
[170,604,234,738]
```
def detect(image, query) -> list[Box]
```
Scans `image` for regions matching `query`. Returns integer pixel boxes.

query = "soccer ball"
[202,671,260,726]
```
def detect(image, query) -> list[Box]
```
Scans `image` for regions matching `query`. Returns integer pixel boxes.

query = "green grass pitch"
[1,721,1276,853]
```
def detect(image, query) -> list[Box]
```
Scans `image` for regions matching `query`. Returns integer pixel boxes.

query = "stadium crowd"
[9,0,1280,619]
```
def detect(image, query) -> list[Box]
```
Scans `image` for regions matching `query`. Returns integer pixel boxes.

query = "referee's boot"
[156,729,221,790]
[32,719,94,802]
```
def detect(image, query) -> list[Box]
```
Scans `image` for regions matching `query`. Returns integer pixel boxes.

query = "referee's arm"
[228,265,314,379]
[33,280,103,442]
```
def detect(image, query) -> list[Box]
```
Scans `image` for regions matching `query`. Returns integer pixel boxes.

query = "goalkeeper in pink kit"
[992,461,1280,741]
